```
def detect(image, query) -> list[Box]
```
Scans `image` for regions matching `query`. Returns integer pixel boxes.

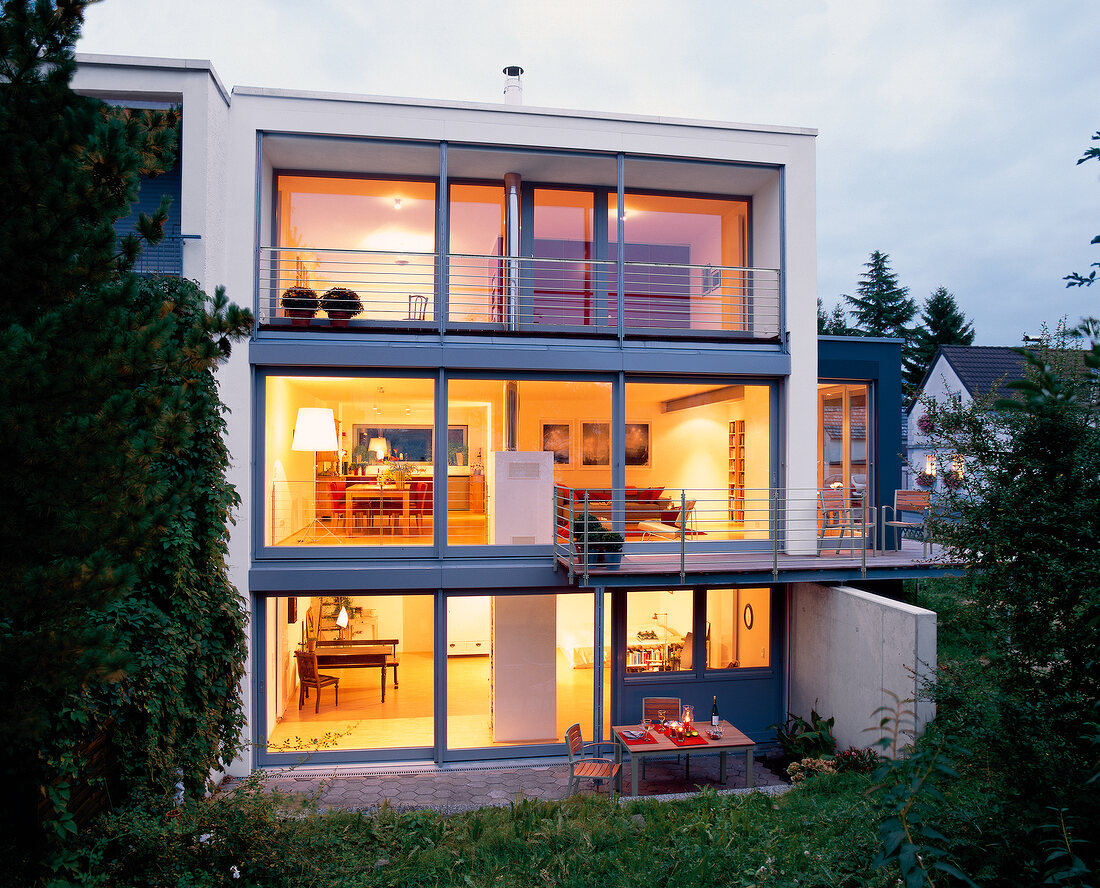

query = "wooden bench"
[313,639,400,701]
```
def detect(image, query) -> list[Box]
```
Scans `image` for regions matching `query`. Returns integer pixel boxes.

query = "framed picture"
[541,421,571,465]
[624,422,651,467]
[581,421,611,467]
[703,264,721,294]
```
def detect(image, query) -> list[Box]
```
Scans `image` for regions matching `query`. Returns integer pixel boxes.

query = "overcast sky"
[77,0,1099,346]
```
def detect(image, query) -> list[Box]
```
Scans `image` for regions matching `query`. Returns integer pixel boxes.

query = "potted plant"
[595,528,625,569]
[447,441,468,466]
[381,461,415,488]
[571,512,604,561]
[321,287,362,327]
[280,284,318,326]
[915,471,936,489]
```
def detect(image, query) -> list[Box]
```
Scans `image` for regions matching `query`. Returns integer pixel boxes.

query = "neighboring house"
[906,346,1026,488]
[74,55,949,773]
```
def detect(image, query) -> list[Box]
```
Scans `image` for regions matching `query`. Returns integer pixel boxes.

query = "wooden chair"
[641,696,684,777]
[564,723,620,796]
[881,489,932,555]
[409,480,432,531]
[407,293,429,321]
[819,488,876,554]
[294,650,339,714]
[318,479,347,531]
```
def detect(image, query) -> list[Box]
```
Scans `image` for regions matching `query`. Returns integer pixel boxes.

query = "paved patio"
[223,751,790,814]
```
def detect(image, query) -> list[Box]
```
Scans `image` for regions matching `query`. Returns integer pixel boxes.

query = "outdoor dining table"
[612,719,755,797]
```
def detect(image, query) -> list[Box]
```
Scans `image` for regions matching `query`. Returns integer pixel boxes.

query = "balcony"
[554,486,953,587]
[257,247,781,341]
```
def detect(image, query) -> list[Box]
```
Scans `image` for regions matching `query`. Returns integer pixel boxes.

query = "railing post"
[860,496,868,577]
[568,494,576,583]
[582,491,590,588]
[772,488,779,581]
[679,490,686,584]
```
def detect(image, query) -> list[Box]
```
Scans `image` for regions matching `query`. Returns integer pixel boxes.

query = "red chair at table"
[409,480,432,532]
[378,489,403,535]
[318,479,347,532]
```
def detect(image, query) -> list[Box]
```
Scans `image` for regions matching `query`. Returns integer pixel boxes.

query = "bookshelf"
[728,420,746,522]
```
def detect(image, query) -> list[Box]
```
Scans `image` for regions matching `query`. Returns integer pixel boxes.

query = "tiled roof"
[938,345,1026,398]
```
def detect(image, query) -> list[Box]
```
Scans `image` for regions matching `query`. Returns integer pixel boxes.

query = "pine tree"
[817,297,850,335]
[903,286,976,394]
[0,2,251,872]
[842,250,916,338]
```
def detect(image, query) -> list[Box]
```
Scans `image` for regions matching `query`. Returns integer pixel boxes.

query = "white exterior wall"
[74,55,823,775]
[789,583,936,754]
[907,355,968,487]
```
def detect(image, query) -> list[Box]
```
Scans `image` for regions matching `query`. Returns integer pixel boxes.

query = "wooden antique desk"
[612,719,755,797]
[313,639,400,702]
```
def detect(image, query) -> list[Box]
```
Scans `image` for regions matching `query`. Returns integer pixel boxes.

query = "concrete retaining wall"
[789,583,936,755]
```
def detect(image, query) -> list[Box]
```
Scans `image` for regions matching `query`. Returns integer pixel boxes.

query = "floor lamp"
[292,407,340,543]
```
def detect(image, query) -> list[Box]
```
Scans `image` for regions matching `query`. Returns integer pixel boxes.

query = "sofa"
[558,487,675,526]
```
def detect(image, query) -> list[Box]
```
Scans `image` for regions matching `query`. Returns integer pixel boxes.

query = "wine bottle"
[711,695,719,727]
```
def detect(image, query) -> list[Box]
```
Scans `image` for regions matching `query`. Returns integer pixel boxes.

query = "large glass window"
[818,383,870,507]
[609,193,749,331]
[265,594,434,753]
[625,589,693,672]
[623,381,771,542]
[273,175,436,323]
[447,378,612,545]
[448,183,505,324]
[531,188,597,326]
[446,592,598,749]
[706,588,770,669]
[264,375,435,548]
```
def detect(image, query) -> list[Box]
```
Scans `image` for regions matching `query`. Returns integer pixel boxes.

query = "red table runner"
[667,733,709,747]
[620,732,658,746]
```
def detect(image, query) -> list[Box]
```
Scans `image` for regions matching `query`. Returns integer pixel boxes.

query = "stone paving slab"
[224,753,789,815]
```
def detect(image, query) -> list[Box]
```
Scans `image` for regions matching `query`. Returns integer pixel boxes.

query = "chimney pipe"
[502,65,524,104]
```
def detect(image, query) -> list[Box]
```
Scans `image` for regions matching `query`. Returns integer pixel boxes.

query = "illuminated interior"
[266,592,602,753]
[623,381,772,541]
[818,383,870,502]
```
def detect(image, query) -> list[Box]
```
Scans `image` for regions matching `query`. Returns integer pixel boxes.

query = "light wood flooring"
[266,650,605,754]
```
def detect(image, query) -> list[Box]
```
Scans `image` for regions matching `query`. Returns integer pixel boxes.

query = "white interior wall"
[789,583,936,755]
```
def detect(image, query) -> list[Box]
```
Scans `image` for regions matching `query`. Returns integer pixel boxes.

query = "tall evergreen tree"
[842,250,917,339]
[903,286,976,394]
[0,2,251,874]
[817,297,850,335]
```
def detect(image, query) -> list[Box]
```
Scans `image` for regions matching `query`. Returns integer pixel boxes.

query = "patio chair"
[881,489,932,555]
[407,293,429,321]
[565,723,620,796]
[818,488,876,555]
[294,650,339,714]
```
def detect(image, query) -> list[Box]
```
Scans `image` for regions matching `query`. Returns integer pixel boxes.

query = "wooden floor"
[266,650,604,754]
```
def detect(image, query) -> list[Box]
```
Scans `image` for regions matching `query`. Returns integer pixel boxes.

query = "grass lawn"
[80,773,898,887]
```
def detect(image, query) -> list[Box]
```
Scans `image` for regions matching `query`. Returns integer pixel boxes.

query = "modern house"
[73,55,948,775]
[906,345,1026,488]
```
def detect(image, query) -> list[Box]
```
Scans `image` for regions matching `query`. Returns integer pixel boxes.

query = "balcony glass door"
[818,383,870,507]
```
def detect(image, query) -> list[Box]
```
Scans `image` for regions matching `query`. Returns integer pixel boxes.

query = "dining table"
[612,719,755,797]
[345,482,413,533]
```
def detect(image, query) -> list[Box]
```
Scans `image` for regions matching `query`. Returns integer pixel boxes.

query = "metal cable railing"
[553,485,880,584]
[257,247,780,339]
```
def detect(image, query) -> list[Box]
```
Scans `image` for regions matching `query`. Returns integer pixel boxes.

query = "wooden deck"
[558,539,962,587]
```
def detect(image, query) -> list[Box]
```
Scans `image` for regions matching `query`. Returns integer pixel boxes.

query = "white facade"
[69,54,935,777]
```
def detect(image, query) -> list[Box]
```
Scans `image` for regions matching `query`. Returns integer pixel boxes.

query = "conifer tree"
[0,2,251,873]
[842,250,916,339]
[817,297,850,335]
[903,286,975,394]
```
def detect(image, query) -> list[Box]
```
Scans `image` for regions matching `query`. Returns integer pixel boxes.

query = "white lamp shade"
[368,436,389,458]
[336,606,349,628]
[292,408,338,451]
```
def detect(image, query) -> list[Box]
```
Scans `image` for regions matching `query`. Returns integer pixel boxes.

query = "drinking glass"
[640,716,651,737]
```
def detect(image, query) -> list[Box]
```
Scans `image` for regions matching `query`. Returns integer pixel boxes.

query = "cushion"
[636,487,665,503]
